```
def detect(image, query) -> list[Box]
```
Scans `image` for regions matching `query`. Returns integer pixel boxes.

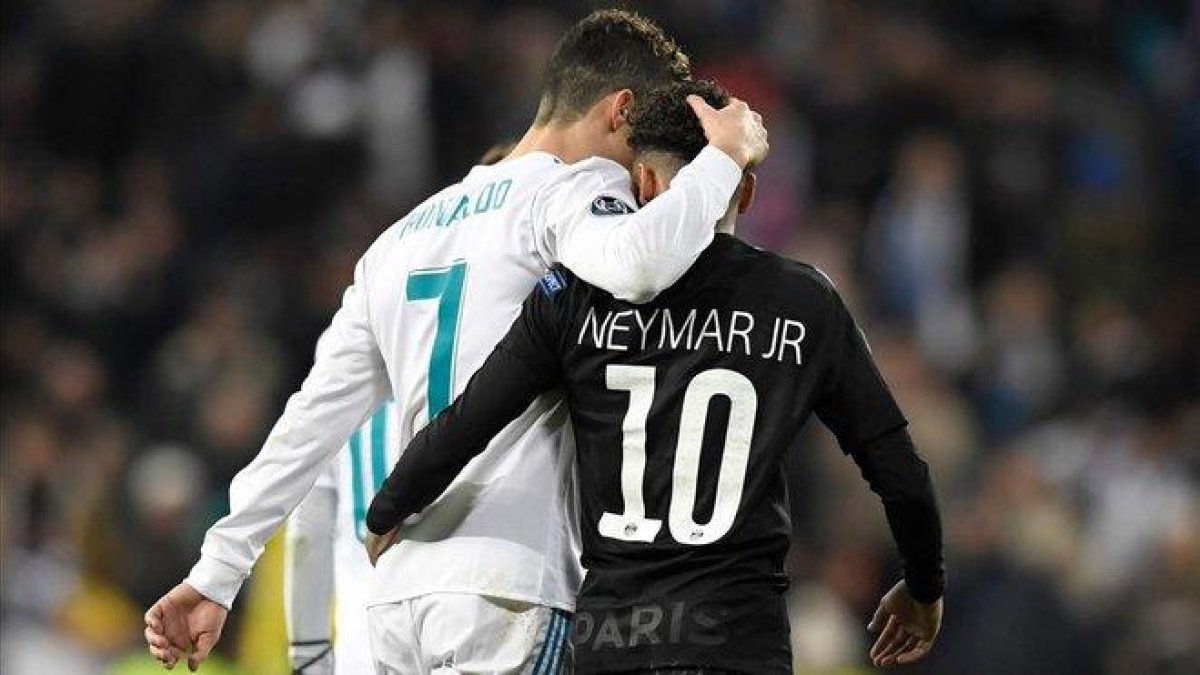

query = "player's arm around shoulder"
[531,97,766,303]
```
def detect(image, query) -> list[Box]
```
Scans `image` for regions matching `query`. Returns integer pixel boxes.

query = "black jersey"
[369,234,943,674]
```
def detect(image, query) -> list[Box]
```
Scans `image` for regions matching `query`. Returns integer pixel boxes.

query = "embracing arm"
[534,98,766,303]
[535,147,740,303]
[366,346,555,534]
[367,280,567,536]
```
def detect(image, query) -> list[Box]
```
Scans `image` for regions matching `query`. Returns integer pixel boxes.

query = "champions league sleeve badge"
[590,195,636,216]
[539,269,568,297]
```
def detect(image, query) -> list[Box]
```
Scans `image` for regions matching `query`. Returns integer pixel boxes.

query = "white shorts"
[367,593,572,675]
[335,629,376,675]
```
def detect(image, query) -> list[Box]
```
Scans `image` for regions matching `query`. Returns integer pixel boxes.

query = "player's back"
[553,234,904,672]
[358,152,585,609]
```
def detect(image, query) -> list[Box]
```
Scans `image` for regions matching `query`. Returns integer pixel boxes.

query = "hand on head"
[686,95,769,169]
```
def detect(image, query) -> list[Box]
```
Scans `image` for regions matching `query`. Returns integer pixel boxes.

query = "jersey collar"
[464,151,562,181]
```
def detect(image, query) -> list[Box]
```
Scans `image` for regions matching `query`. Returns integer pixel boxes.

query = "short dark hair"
[627,79,730,162]
[536,9,690,125]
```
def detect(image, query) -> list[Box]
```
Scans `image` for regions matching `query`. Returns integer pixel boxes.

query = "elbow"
[606,262,675,304]
[616,281,659,305]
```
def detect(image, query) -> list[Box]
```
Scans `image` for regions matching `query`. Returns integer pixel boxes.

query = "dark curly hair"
[536,9,690,125]
[627,79,730,162]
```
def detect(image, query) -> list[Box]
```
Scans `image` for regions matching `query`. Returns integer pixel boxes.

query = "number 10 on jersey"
[600,365,757,546]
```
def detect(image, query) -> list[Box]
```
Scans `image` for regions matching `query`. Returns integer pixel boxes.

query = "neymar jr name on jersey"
[575,306,807,365]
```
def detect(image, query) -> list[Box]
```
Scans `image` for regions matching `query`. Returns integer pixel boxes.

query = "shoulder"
[521,156,633,226]
[552,155,629,182]
[536,156,636,204]
[731,240,843,303]
[358,210,420,280]
[377,181,465,241]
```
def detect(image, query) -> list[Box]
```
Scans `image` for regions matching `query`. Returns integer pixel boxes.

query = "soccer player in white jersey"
[144,9,769,673]
[280,145,515,675]
[283,143,517,675]
[284,402,399,675]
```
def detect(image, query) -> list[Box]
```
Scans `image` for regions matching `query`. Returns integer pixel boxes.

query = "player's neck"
[509,120,613,166]
[716,214,737,236]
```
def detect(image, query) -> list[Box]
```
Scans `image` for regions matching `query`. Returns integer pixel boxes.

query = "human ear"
[635,162,653,206]
[636,161,669,205]
[609,89,635,131]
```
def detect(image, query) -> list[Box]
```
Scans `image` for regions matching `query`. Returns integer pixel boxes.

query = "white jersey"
[188,146,744,612]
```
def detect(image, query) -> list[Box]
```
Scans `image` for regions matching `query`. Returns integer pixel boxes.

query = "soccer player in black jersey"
[366,81,945,674]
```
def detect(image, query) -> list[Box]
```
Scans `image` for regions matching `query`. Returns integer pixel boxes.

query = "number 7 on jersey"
[406,261,468,417]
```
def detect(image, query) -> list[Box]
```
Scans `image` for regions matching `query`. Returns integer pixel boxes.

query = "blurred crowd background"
[1,1,1197,673]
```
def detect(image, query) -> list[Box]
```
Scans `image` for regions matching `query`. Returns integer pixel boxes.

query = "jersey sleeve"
[187,257,390,609]
[814,286,945,603]
[814,289,908,452]
[531,146,743,303]
[849,427,945,603]
[367,273,570,534]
